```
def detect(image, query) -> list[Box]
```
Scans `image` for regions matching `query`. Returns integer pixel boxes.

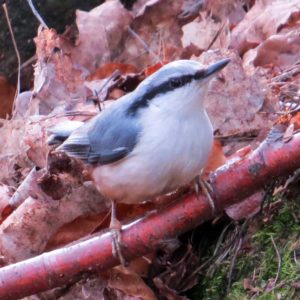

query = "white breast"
[92,98,213,204]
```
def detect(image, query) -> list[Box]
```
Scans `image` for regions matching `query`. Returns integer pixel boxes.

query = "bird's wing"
[58,103,141,165]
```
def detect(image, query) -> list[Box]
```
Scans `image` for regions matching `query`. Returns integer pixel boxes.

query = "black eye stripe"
[127,72,203,115]
[194,70,206,80]
[169,78,182,88]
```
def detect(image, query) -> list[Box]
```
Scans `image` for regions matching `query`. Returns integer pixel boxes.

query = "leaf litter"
[1,0,300,299]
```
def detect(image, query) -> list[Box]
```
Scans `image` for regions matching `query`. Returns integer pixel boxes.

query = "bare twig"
[2,3,21,113]
[226,220,248,292]
[227,236,242,292]
[270,235,282,289]
[293,250,298,264]
[207,22,226,51]
[26,0,48,28]
[128,26,162,64]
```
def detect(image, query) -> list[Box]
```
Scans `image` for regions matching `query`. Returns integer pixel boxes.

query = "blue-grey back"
[59,94,141,164]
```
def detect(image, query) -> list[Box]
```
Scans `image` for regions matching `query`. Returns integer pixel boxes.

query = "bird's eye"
[169,78,182,88]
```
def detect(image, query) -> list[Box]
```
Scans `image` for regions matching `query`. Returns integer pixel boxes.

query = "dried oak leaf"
[33,28,86,115]
[107,266,157,300]
[0,176,109,264]
[57,267,156,300]
[181,13,230,53]
[230,0,300,55]
[118,0,186,69]
[243,30,300,69]
[45,212,109,251]
[0,119,32,186]
[203,139,226,178]
[71,0,133,73]
[203,0,246,26]
[197,50,276,150]
[89,63,138,80]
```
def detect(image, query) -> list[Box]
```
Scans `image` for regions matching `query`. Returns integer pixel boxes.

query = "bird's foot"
[194,175,216,215]
[110,200,127,266]
[110,221,127,266]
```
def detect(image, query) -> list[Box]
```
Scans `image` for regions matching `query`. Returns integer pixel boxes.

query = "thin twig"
[227,237,242,292]
[270,235,282,289]
[206,22,226,51]
[128,26,162,64]
[2,3,21,114]
[226,220,248,293]
[26,0,48,28]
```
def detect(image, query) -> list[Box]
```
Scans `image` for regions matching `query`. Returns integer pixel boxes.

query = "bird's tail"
[47,120,84,145]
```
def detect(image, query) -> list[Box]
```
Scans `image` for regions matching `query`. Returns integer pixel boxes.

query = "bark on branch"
[0,131,300,300]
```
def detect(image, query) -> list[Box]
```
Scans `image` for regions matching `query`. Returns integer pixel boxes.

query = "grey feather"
[58,95,141,165]
[47,120,84,145]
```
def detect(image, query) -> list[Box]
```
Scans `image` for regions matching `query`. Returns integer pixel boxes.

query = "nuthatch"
[48,58,230,264]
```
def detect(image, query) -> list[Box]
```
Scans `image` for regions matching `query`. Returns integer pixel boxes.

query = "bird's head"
[129,58,230,116]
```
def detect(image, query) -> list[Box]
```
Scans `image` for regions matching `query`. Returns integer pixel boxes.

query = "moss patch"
[189,192,300,299]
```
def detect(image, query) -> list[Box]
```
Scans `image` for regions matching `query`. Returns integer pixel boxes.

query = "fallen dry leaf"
[181,13,231,52]
[203,139,227,178]
[108,266,157,300]
[0,177,109,264]
[243,30,300,69]
[33,28,86,115]
[45,212,109,251]
[118,0,186,68]
[203,0,246,26]
[230,0,300,55]
[89,63,138,80]
[72,0,133,72]
[196,50,276,152]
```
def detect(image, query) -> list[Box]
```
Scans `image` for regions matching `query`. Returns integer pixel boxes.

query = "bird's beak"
[204,58,230,78]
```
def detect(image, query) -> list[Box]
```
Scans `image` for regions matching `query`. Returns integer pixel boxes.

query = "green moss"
[192,262,229,300]
[190,194,300,300]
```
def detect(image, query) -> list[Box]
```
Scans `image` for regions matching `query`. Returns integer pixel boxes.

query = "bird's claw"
[110,226,127,266]
[194,176,216,215]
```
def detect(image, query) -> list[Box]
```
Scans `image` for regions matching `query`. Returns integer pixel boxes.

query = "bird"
[48,58,230,264]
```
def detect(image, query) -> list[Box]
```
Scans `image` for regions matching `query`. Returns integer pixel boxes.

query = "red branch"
[1,133,300,299]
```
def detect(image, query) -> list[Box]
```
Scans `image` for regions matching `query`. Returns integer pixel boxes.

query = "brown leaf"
[0,119,32,186]
[181,13,230,51]
[118,0,186,69]
[197,50,276,152]
[33,28,86,115]
[244,30,300,69]
[230,0,300,55]
[108,266,157,300]
[144,61,168,77]
[0,177,109,264]
[72,0,133,72]
[45,212,109,251]
[203,0,246,26]
[203,139,226,178]
[89,63,138,80]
